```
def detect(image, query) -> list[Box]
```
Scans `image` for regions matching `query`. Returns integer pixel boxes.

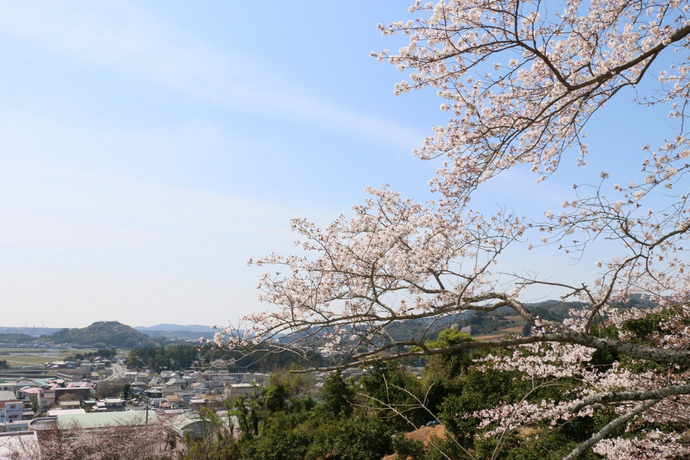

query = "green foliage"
[30,395,39,413]
[424,329,474,382]
[357,361,426,430]
[239,431,311,460]
[199,342,323,372]
[392,435,426,459]
[263,372,311,413]
[183,407,237,460]
[122,383,132,400]
[183,336,655,459]
[237,412,312,460]
[592,406,626,437]
[230,395,261,440]
[305,417,393,460]
[392,435,471,460]
[127,344,198,371]
[0,333,34,344]
[427,329,473,349]
[472,427,599,460]
[95,380,126,398]
[321,370,355,418]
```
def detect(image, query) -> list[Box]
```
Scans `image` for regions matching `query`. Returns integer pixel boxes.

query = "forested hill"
[380,300,584,343]
[0,333,35,344]
[42,321,157,348]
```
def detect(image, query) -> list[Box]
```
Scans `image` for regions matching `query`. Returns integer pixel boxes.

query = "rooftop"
[56,410,158,429]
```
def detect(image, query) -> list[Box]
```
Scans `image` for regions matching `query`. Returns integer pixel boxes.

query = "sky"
[0,1,677,328]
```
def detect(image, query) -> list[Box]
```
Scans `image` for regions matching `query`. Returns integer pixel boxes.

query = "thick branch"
[569,384,690,413]
[563,399,660,460]
[289,329,690,373]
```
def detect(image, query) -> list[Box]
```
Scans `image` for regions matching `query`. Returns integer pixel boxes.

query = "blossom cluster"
[219,1,690,457]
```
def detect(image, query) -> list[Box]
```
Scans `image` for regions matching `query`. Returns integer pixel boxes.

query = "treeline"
[125,343,322,372]
[64,348,118,362]
[126,344,200,371]
[0,333,34,344]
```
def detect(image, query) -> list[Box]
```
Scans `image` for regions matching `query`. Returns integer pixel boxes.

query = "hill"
[0,333,36,344]
[41,321,158,348]
[377,300,585,343]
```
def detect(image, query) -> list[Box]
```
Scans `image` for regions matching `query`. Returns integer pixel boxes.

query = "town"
[0,322,394,458]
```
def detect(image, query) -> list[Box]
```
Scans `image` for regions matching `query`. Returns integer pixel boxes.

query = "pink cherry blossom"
[216,1,690,457]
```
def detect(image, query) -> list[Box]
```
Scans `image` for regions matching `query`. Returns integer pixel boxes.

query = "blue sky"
[0,1,676,328]
[0,1,445,328]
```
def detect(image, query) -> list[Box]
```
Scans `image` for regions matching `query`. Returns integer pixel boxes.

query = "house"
[59,401,82,411]
[92,398,126,412]
[39,389,55,412]
[164,378,188,389]
[103,398,125,411]
[79,361,97,372]
[147,398,167,409]
[188,398,210,411]
[182,370,203,383]
[159,371,179,380]
[57,369,87,382]
[190,381,210,395]
[145,388,163,399]
[161,380,187,397]
[227,383,259,398]
[0,401,24,431]
[0,383,14,392]
[52,382,94,403]
[131,382,148,395]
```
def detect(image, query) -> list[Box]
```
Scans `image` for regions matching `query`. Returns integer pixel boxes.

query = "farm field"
[0,347,97,368]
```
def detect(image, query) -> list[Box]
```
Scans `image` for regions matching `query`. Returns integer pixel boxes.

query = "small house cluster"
[0,357,269,458]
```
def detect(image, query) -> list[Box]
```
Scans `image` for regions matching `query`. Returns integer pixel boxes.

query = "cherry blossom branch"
[563,399,660,460]
[569,383,690,413]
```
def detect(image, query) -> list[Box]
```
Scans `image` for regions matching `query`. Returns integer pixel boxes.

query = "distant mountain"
[41,321,157,348]
[377,300,586,342]
[135,324,216,341]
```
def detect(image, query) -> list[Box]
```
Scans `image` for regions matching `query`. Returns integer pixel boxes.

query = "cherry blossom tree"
[218,1,690,457]
[37,419,176,460]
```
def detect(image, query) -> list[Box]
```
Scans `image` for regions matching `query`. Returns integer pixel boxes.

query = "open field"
[0,347,97,368]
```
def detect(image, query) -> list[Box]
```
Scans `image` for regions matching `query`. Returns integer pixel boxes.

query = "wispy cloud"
[0,0,423,150]
[0,157,298,260]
